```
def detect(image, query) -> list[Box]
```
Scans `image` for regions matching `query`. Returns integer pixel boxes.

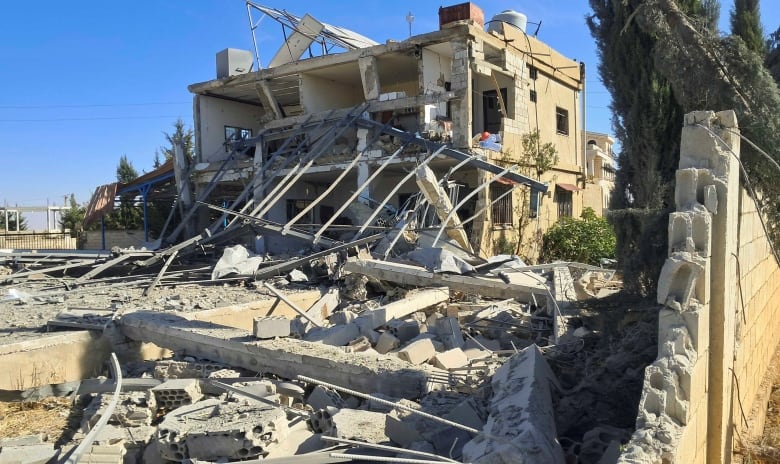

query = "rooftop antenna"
[406,11,414,38]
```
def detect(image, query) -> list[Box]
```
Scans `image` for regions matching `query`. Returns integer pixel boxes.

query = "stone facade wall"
[617,110,780,463]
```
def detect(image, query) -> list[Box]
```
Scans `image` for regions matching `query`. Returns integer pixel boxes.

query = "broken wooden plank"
[343,259,550,304]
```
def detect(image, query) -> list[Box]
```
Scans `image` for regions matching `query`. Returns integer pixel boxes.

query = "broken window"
[529,89,537,103]
[225,126,253,151]
[491,184,513,226]
[483,88,507,134]
[528,65,538,80]
[555,107,569,135]
[555,188,573,218]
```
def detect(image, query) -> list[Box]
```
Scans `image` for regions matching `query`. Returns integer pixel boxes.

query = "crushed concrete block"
[156,398,289,461]
[276,381,305,400]
[153,359,227,379]
[388,319,422,343]
[398,338,436,365]
[432,348,469,370]
[253,315,292,339]
[430,426,472,460]
[329,409,390,443]
[264,416,324,458]
[304,323,360,346]
[375,331,401,354]
[345,335,371,353]
[208,368,242,379]
[307,385,346,411]
[436,316,464,349]
[82,391,157,431]
[0,443,56,464]
[151,378,203,410]
[385,413,422,447]
[329,309,357,326]
[309,406,339,434]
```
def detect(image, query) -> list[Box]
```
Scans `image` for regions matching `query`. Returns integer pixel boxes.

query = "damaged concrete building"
[185,2,588,259]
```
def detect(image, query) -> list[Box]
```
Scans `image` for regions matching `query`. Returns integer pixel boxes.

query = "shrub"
[540,207,616,265]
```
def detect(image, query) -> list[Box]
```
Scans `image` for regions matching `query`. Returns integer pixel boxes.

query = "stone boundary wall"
[617,110,780,463]
[82,230,151,250]
[732,188,780,445]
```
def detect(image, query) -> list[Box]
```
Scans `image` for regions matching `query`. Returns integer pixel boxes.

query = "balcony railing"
[0,231,77,250]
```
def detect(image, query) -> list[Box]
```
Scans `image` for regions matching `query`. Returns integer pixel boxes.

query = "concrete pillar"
[449,38,472,148]
[357,161,371,206]
[358,56,380,101]
[253,141,267,253]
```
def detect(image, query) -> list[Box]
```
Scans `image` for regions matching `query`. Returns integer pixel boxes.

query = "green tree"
[59,194,86,237]
[731,0,766,54]
[157,118,194,163]
[767,26,780,84]
[541,208,616,266]
[587,0,713,294]
[105,155,142,230]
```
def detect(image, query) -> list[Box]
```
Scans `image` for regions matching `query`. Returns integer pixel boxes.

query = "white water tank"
[487,10,528,33]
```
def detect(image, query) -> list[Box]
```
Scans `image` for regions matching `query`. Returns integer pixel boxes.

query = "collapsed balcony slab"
[119,311,432,398]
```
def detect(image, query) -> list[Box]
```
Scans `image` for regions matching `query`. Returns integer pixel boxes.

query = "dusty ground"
[734,344,780,464]
[0,397,80,444]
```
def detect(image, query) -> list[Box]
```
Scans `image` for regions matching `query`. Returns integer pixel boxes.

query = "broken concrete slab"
[307,385,346,411]
[328,409,390,443]
[375,331,400,354]
[462,344,564,464]
[120,311,433,398]
[352,287,450,332]
[304,323,360,346]
[344,259,549,303]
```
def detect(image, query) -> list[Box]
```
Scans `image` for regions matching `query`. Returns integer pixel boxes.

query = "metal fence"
[0,231,77,250]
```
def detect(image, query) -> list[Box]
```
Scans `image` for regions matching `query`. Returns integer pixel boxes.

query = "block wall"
[731,188,780,443]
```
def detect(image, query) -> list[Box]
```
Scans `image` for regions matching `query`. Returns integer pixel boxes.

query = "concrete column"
[358,56,380,101]
[449,39,472,149]
[357,161,371,206]
[253,141,267,253]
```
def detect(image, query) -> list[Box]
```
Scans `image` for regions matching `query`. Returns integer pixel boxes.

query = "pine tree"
[59,193,86,236]
[767,26,780,84]
[731,0,766,54]
[107,155,142,230]
[158,118,194,163]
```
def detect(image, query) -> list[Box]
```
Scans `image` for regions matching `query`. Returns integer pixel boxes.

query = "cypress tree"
[587,0,712,294]
[731,0,766,55]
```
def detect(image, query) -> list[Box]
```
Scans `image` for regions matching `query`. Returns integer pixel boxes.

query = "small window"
[490,184,513,226]
[529,190,540,218]
[286,199,313,224]
[555,188,573,218]
[529,90,537,103]
[528,65,538,80]
[555,107,569,135]
[225,126,253,151]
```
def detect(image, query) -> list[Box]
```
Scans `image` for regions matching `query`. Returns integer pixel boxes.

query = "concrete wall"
[300,73,364,114]
[619,110,780,463]
[82,229,150,250]
[195,95,264,163]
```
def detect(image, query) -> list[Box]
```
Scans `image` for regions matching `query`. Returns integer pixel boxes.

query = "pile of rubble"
[0,237,660,464]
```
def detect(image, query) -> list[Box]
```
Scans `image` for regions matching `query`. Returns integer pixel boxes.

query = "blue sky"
[1,1,778,227]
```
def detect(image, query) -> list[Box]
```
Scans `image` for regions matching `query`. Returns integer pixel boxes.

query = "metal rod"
[296,375,479,435]
[320,437,459,463]
[63,353,122,464]
[353,146,445,239]
[263,283,322,327]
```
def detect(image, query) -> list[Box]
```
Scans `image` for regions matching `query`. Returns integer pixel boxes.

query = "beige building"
[187,2,586,261]
[582,131,616,216]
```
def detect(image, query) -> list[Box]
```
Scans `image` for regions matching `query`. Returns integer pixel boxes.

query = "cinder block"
[253,315,292,339]
[345,336,371,353]
[375,332,400,354]
[151,378,203,410]
[432,348,469,370]
[307,385,345,411]
[385,413,421,447]
[398,338,436,365]
[389,319,422,343]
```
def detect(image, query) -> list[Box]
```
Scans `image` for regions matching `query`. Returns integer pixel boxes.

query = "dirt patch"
[0,397,82,444]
